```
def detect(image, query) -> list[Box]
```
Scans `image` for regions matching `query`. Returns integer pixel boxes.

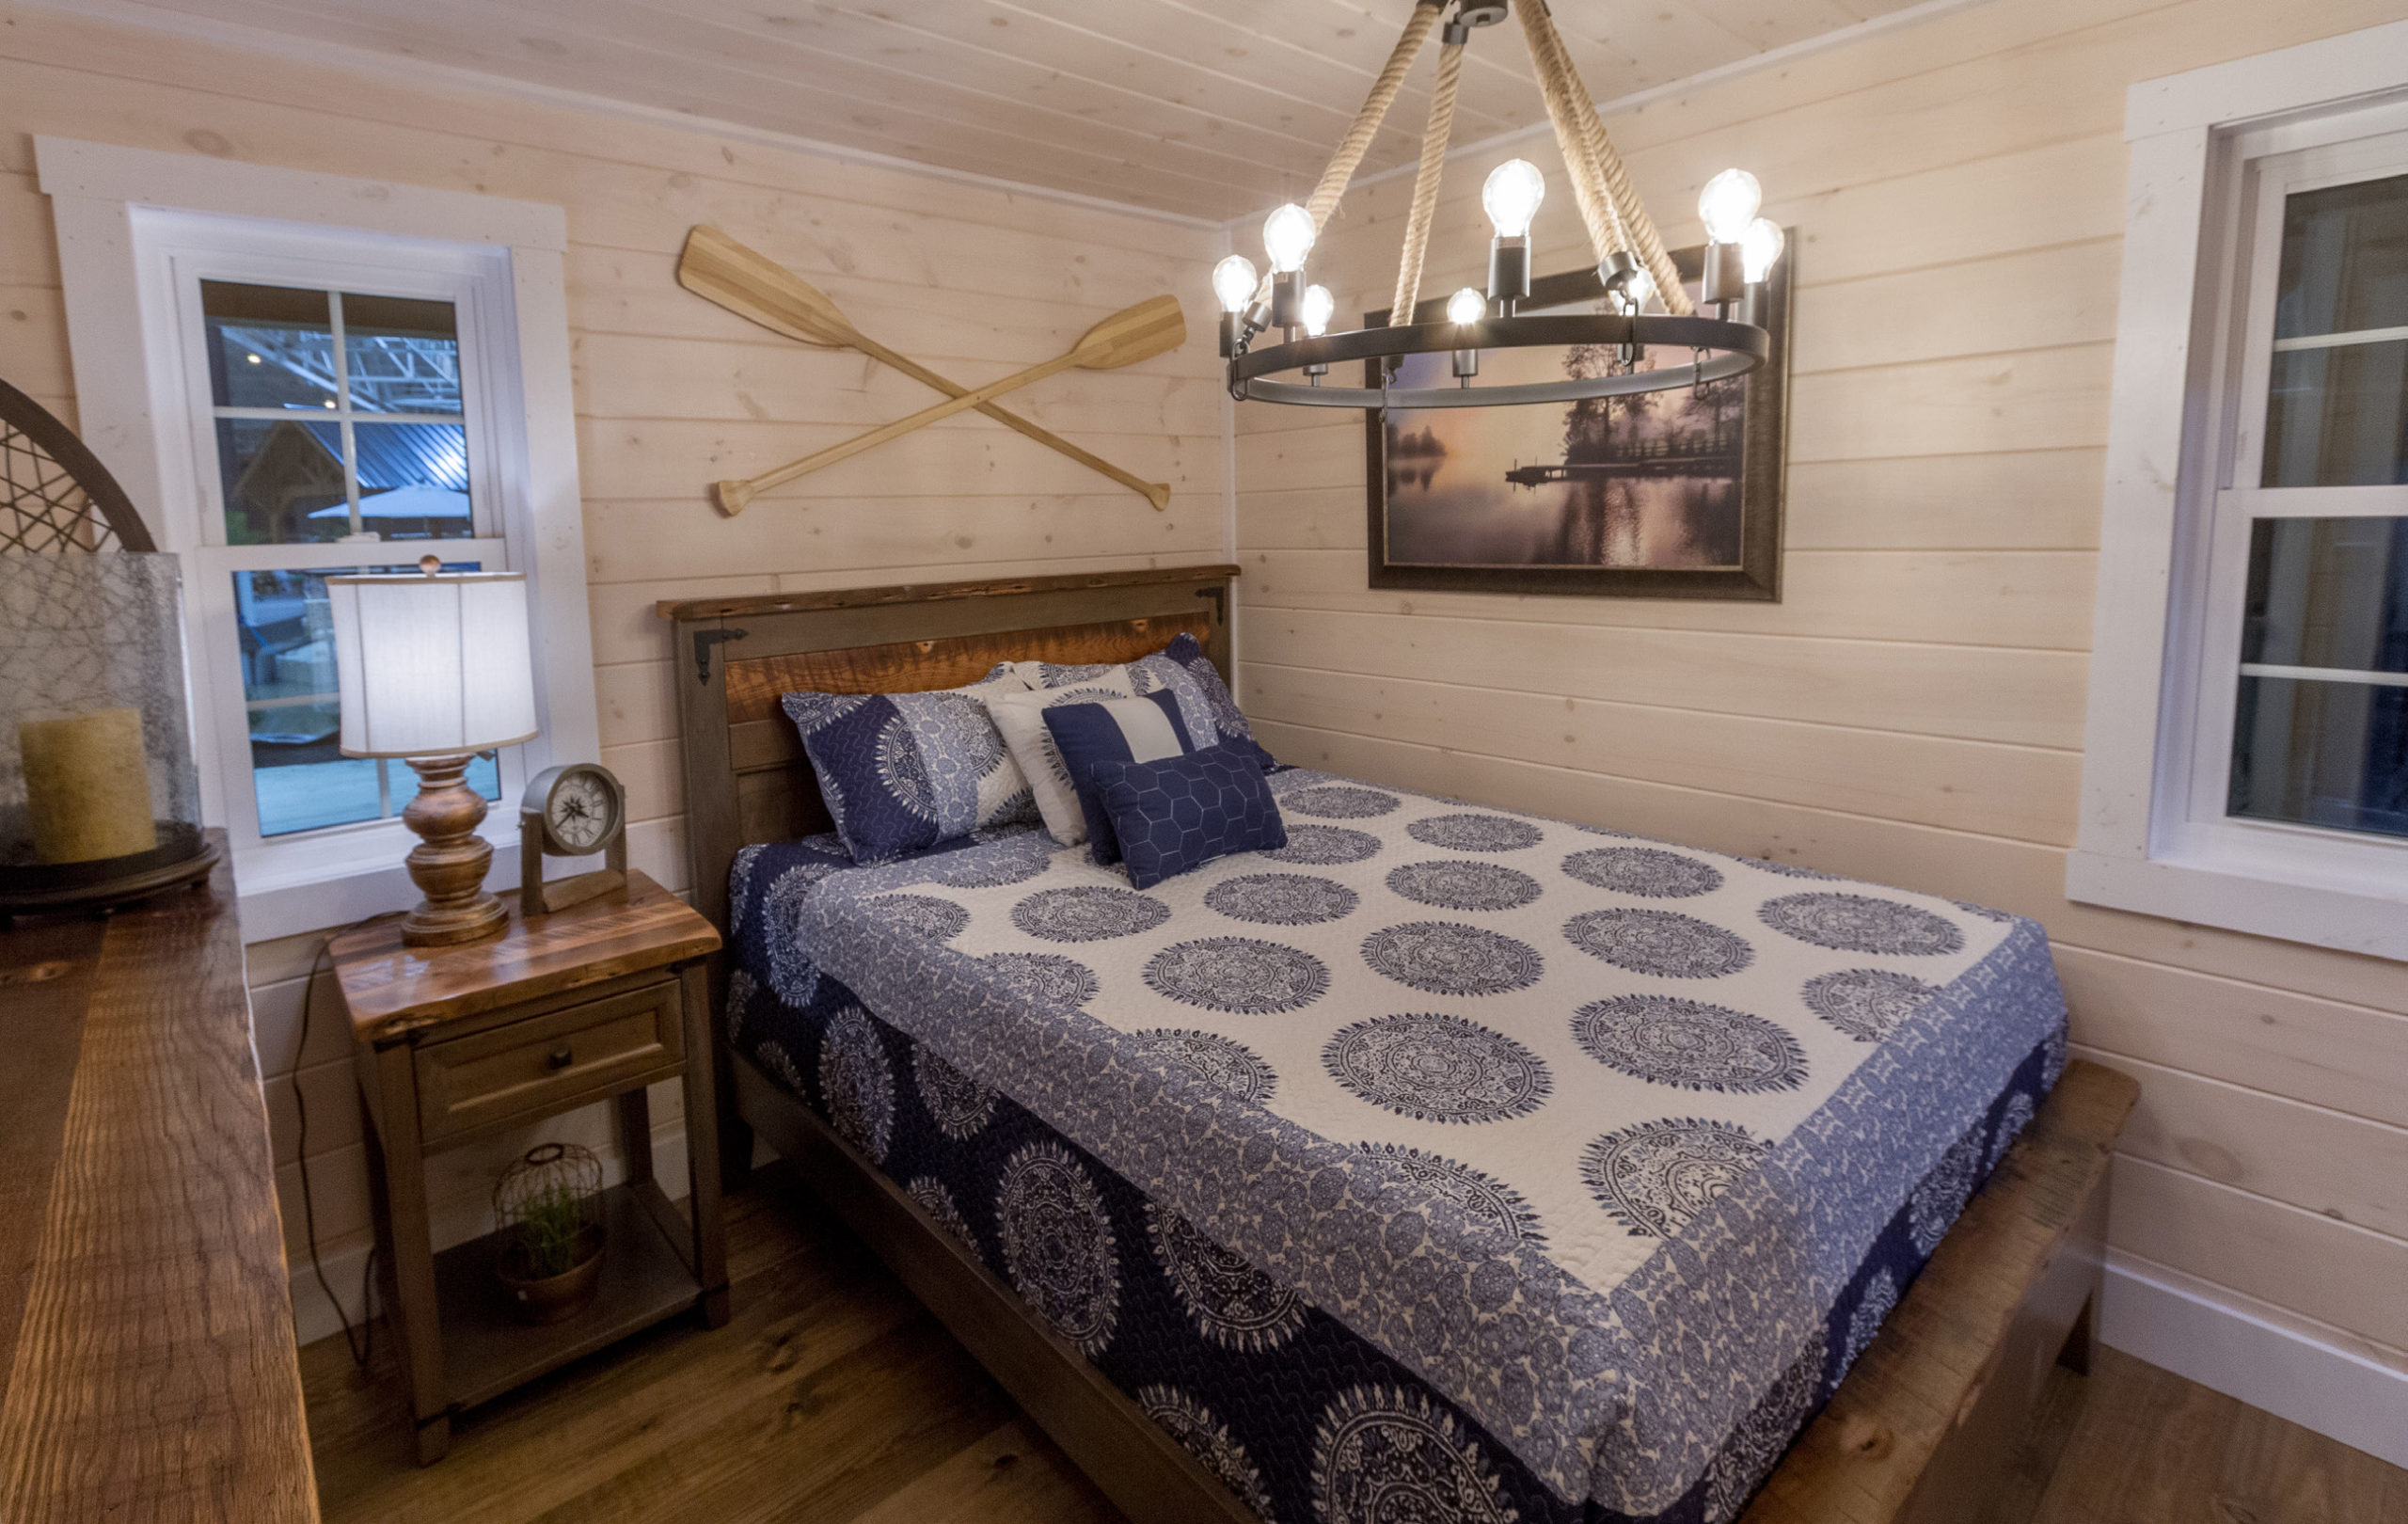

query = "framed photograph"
[1364,242,1790,599]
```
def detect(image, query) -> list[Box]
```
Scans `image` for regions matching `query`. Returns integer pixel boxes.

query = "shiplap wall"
[1231,0,2408,1368]
[0,0,1224,1318]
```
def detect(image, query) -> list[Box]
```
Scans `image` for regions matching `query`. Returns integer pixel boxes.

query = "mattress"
[725,770,2067,1522]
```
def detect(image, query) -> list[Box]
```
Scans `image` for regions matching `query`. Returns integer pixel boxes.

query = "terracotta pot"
[496,1223,605,1325]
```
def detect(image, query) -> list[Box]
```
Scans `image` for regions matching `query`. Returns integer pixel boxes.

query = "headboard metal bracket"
[693,627,749,685]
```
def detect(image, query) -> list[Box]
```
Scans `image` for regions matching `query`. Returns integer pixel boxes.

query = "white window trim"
[2071,21,2408,960]
[35,137,597,942]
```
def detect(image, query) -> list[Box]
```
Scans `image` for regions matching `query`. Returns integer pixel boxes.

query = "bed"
[661,564,2134,1524]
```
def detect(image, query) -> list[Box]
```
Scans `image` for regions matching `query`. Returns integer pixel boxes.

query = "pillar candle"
[20,707,157,864]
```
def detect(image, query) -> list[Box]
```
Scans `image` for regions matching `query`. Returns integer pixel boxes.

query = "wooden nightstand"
[331,870,727,1465]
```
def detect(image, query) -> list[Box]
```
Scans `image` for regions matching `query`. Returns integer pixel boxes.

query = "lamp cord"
[291,913,398,1369]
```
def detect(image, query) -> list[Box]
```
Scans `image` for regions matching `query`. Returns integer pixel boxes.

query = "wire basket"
[492,1142,605,1323]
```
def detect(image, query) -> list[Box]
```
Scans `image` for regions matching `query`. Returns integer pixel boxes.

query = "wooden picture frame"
[1365,241,1791,600]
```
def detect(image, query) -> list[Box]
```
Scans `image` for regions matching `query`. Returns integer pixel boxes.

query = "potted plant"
[493,1142,605,1325]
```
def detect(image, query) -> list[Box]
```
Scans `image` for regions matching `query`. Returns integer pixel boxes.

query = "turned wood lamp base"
[399,754,509,948]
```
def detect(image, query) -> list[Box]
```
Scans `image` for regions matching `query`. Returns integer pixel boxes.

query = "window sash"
[2160,111,2408,885]
[158,231,526,859]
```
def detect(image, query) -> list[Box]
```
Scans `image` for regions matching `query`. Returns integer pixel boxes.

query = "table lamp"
[328,557,538,947]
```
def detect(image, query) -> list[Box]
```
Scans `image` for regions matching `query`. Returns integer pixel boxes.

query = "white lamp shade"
[327,571,539,757]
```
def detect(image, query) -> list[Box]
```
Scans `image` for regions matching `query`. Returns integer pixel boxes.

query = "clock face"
[546,768,619,854]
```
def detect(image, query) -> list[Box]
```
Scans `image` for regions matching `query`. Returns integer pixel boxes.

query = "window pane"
[2263,172,2408,486]
[341,294,463,415]
[348,422,474,540]
[2262,341,2408,486]
[203,280,337,410]
[2229,675,2408,839]
[215,418,352,546]
[2273,172,2408,340]
[2242,516,2408,673]
[236,563,498,837]
[237,567,376,835]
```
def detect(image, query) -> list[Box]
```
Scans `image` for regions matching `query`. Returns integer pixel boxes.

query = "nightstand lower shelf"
[433,1183,705,1412]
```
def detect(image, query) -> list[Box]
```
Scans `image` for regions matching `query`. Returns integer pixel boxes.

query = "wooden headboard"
[658,564,1240,934]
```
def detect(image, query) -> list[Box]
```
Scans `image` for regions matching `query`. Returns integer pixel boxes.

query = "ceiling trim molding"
[15,0,1228,230]
[1220,0,2001,229]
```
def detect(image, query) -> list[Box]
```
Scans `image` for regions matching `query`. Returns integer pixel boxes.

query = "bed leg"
[2056,1294,2095,1376]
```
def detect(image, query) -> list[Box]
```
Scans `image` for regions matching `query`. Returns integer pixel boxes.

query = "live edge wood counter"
[0,842,318,1524]
[330,871,726,1467]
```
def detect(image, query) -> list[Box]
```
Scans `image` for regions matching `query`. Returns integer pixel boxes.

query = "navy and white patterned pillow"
[1041,690,1197,865]
[1130,633,1275,772]
[1089,743,1287,890]
[989,671,1140,846]
[781,664,1036,864]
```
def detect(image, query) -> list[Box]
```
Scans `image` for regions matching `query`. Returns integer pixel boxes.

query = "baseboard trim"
[2099,1250,2408,1468]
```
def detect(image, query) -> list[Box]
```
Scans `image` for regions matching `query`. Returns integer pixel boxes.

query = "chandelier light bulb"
[1212,254,1259,314]
[1740,217,1785,283]
[1262,202,1316,274]
[1446,286,1488,325]
[1301,284,1336,338]
[1481,158,1546,239]
[1697,168,1762,244]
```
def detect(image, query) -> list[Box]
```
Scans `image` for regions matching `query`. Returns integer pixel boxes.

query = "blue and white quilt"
[730,769,2067,1521]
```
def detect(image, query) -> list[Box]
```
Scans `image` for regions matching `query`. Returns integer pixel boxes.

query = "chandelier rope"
[1389,31,1465,324]
[1518,1,1689,316]
[1306,0,1447,235]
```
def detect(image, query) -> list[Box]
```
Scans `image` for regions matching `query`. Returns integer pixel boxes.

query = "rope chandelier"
[1214,0,1784,410]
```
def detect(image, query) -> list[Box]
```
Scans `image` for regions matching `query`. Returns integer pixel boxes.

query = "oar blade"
[1071,294,1187,370]
[677,225,852,349]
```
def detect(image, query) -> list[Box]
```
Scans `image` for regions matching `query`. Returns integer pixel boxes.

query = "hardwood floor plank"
[2028,1347,2238,1522]
[518,1317,1013,1524]
[2215,1396,2408,1524]
[843,1418,1123,1524]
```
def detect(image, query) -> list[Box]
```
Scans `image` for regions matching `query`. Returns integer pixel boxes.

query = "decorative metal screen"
[0,379,155,554]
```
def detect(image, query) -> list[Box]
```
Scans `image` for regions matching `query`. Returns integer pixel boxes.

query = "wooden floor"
[302,1164,2408,1524]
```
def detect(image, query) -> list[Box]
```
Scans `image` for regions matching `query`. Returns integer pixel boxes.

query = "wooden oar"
[677,226,1172,516]
[715,294,1184,516]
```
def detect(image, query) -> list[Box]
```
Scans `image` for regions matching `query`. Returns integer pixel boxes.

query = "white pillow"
[987,668,1137,844]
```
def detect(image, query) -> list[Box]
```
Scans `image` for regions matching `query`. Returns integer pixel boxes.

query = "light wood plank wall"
[1230,0,2408,1367]
[0,0,1226,1326]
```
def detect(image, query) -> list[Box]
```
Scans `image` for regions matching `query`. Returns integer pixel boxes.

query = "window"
[2074,31,2408,960]
[38,138,596,940]
[170,252,522,846]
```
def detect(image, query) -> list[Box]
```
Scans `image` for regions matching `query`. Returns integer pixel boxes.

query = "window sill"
[233,821,528,944]
[2066,848,2408,962]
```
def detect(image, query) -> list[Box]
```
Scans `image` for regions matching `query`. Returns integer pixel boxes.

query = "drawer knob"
[546,1046,574,1071]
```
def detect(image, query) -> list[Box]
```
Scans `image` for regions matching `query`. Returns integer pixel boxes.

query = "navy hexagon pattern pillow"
[1088,742,1288,889]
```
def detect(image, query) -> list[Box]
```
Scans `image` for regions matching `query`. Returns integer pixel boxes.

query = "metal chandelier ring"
[1228,312,1767,408]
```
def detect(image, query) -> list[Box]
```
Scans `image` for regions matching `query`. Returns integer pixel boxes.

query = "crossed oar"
[678,226,1181,516]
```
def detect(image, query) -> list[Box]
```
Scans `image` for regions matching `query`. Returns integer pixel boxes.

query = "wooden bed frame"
[659,564,2137,1524]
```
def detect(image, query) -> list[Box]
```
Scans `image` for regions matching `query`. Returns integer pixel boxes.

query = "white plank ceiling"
[82,0,1930,221]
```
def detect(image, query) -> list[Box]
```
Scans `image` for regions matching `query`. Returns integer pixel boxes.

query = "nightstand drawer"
[414,979,683,1142]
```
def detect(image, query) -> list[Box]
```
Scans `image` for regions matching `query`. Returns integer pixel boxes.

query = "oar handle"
[743,348,1085,498]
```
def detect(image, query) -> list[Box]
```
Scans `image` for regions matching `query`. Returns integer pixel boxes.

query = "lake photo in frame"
[1365,243,1790,600]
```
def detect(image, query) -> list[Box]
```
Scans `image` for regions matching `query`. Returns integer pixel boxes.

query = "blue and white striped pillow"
[1040,690,1197,864]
